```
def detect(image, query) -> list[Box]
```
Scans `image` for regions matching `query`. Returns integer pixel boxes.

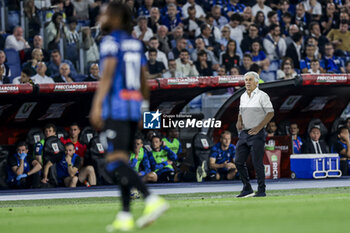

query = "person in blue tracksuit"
[209,131,237,181]
[148,135,178,182]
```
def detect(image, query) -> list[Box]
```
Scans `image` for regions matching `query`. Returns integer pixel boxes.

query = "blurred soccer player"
[90,2,168,232]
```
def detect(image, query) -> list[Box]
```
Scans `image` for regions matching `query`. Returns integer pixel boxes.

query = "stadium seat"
[307,118,328,140]
[4,48,21,82]
[0,33,8,50]
[191,132,214,172]
[44,136,65,157]
[79,126,97,145]
[268,60,280,72]
[56,127,69,140]
[85,136,114,185]
[26,128,45,146]
[260,71,277,82]
[328,117,346,147]
[74,74,87,82]
[277,120,291,136]
[0,145,11,189]
[26,128,45,155]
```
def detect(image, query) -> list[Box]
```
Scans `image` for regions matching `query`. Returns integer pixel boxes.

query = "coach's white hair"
[244,71,260,83]
[59,63,70,70]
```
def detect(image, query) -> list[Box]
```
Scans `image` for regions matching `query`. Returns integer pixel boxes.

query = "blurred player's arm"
[90,57,117,130]
[141,65,150,101]
[41,161,53,183]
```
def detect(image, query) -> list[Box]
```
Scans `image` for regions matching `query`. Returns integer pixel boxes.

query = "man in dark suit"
[286,31,303,69]
[52,63,75,83]
[301,126,329,154]
[197,24,220,58]
[84,63,100,82]
[292,3,311,34]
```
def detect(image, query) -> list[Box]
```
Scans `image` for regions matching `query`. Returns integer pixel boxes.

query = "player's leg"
[226,162,237,180]
[216,171,221,180]
[208,169,217,181]
[70,176,78,187]
[250,134,266,197]
[78,165,97,186]
[227,169,237,180]
[63,176,77,187]
[235,137,254,197]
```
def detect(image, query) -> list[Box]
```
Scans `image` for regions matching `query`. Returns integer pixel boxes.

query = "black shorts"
[102,119,138,153]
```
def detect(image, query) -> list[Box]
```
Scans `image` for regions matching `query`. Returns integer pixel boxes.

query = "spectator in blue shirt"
[161,3,182,32]
[137,0,154,17]
[289,123,303,154]
[300,44,320,73]
[251,40,270,70]
[47,49,77,79]
[321,43,345,73]
[160,1,182,18]
[209,130,237,181]
[223,0,246,18]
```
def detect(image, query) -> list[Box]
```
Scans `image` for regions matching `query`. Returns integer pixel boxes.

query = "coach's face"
[244,75,258,93]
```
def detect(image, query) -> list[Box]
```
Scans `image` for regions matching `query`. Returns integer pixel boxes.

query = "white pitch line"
[0,179,350,201]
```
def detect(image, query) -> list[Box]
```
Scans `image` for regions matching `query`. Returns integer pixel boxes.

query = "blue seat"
[261,71,277,82]
[74,74,87,82]
[4,48,21,82]
[268,60,280,72]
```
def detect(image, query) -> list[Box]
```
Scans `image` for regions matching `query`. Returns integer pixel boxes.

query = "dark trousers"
[235,129,266,192]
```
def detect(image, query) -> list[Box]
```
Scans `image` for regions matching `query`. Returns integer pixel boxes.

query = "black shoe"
[236,190,254,198]
[253,192,266,197]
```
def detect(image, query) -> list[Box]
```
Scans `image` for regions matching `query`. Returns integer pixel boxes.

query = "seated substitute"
[209,131,237,181]
[162,128,184,167]
[148,135,178,182]
[331,127,350,176]
[60,123,87,166]
[55,143,96,187]
[130,136,157,183]
[7,141,42,188]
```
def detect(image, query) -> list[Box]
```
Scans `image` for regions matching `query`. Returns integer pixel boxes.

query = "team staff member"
[235,71,274,198]
[89,2,168,231]
[209,131,237,181]
[130,136,157,183]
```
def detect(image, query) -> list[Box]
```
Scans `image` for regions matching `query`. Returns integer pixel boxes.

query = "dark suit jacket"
[83,75,99,82]
[52,75,75,83]
[197,35,220,58]
[301,139,329,154]
[292,13,312,32]
[286,43,301,69]
[183,18,203,39]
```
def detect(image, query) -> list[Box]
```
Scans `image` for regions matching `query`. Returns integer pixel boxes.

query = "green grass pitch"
[1,187,350,233]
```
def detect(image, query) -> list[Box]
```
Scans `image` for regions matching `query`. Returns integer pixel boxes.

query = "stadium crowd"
[1,0,350,84]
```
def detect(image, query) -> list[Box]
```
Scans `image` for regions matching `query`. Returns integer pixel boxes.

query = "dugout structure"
[0,74,349,178]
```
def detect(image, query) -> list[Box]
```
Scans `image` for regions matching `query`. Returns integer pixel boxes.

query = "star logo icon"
[151,110,162,122]
[143,110,162,129]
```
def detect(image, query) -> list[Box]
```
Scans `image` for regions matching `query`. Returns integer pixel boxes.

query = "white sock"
[145,194,159,204]
[117,211,132,219]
